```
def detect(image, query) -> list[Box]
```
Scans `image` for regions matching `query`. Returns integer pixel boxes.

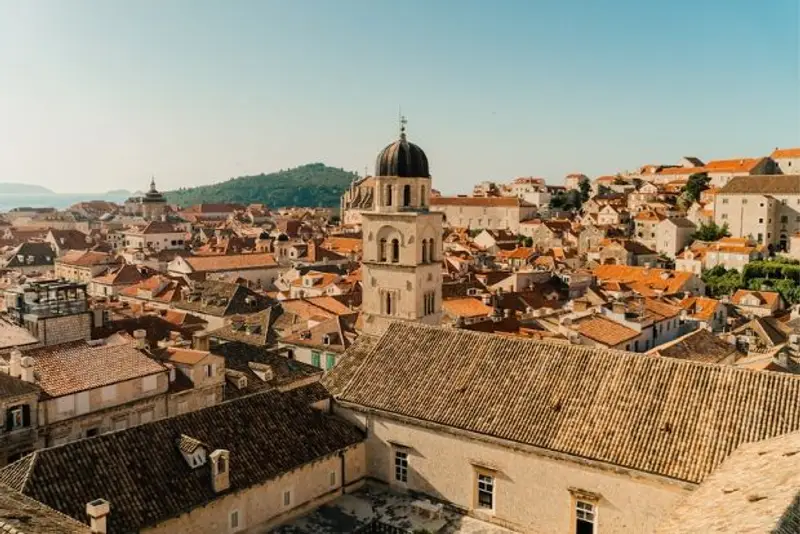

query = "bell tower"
[361,119,443,335]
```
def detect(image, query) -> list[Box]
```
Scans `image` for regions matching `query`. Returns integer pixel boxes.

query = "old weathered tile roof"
[175,280,272,318]
[718,174,800,195]
[677,296,721,321]
[430,196,528,207]
[19,340,165,398]
[56,250,115,267]
[593,264,697,296]
[657,431,800,534]
[125,221,184,235]
[442,297,494,319]
[647,329,742,364]
[731,289,781,308]
[573,315,639,346]
[92,264,143,286]
[5,242,55,268]
[208,308,275,347]
[0,390,363,533]
[183,252,277,272]
[282,314,358,353]
[0,482,90,534]
[321,334,379,397]
[328,323,800,484]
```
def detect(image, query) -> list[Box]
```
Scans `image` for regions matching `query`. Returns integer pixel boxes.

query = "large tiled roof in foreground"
[0,482,89,533]
[0,390,363,533]
[657,431,800,533]
[327,323,800,484]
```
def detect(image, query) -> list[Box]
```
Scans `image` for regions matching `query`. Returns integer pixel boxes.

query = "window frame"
[575,499,597,534]
[476,472,495,511]
[394,450,408,483]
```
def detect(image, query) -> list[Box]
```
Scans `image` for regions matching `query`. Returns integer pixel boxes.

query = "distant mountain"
[165,163,358,208]
[0,183,55,195]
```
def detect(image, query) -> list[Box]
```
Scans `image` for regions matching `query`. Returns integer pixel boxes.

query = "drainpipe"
[339,450,346,495]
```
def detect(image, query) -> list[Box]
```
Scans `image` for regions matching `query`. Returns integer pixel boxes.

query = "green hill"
[165,163,357,208]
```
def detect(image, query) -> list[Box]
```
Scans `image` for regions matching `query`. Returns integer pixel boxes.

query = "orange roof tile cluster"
[502,247,536,260]
[771,147,800,159]
[593,264,697,296]
[320,237,362,254]
[574,315,639,346]
[677,296,721,321]
[166,347,212,366]
[183,253,277,272]
[634,210,666,222]
[430,196,527,207]
[656,158,763,177]
[731,290,780,308]
[442,297,494,318]
[57,250,115,267]
[291,271,340,288]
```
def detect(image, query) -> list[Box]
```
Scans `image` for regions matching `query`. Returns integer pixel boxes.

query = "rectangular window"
[205,364,214,378]
[311,351,321,368]
[782,216,789,223]
[9,406,24,430]
[282,489,292,508]
[742,199,748,204]
[576,501,596,534]
[325,353,336,370]
[758,218,764,224]
[101,384,116,402]
[229,510,240,531]
[634,340,639,351]
[329,470,337,487]
[142,374,158,392]
[722,198,729,204]
[477,474,494,509]
[394,450,408,483]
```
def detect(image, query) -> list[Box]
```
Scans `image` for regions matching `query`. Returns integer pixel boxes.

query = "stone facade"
[335,407,688,534]
[28,313,92,347]
[145,443,366,534]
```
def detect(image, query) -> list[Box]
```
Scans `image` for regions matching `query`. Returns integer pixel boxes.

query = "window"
[379,238,387,262]
[424,291,436,315]
[477,474,494,509]
[722,198,729,204]
[394,450,408,482]
[6,405,28,431]
[386,185,393,206]
[742,199,748,204]
[384,291,395,316]
[205,364,214,378]
[282,489,292,508]
[329,470,337,488]
[634,340,639,351]
[758,218,764,224]
[420,185,426,206]
[757,233,763,243]
[391,239,400,263]
[576,501,596,534]
[229,510,240,532]
[311,351,321,368]
[325,353,336,370]
[421,239,429,263]
[403,184,411,207]
[142,374,158,392]
[101,384,116,402]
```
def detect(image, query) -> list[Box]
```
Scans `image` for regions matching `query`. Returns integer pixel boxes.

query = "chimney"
[86,499,110,534]
[612,301,627,315]
[132,329,147,350]
[573,299,589,313]
[193,332,210,352]
[209,449,231,493]
[9,349,22,378]
[20,356,35,383]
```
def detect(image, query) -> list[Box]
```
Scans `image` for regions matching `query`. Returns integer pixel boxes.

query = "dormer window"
[178,434,208,469]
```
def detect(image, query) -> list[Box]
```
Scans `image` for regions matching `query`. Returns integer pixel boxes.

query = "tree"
[692,221,730,242]
[523,236,533,247]
[702,265,743,298]
[682,173,711,203]
[579,180,591,202]
[597,185,612,196]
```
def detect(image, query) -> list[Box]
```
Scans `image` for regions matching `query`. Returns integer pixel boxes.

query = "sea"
[0,193,132,213]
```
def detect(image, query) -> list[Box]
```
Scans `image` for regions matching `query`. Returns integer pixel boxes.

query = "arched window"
[403,184,411,207]
[217,455,227,474]
[427,238,435,262]
[421,239,428,263]
[391,239,400,263]
[379,239,387,262]
[420,185,426,206]
[386,185,393,207]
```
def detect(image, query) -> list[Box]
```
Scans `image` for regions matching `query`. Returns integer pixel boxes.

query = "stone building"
[0,389,365,533]
[655,217,696,258]
[3,281,93,346]
[430,196,537,233]
[54,250,118,284]
[141,177,168,220]
[360,123,443,335]
[771,147,800,174]
[324,323,800,534]
[0,360,40,465]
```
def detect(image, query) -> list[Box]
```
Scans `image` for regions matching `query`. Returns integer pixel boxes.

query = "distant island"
[0,183,55,195]
[105,189,132,196]
[165,163,358,208]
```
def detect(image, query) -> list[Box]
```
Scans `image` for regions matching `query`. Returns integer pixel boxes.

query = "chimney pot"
[132,330,147,350]
[9,349,22,378]
[86,499,110,534]
[209,449,231,493]
[193,332,210,352]
[20,356,35,383]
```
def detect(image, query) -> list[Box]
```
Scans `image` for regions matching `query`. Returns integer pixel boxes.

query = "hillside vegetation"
[165,163,357,208]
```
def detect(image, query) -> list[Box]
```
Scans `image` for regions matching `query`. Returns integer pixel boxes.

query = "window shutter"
[22,405,30,427]
[5,410,12,432]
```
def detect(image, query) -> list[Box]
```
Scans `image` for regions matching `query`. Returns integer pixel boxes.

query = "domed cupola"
[375,119,430,178]
[143,176,166,204]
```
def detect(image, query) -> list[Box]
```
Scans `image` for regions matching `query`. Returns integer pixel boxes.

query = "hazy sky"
[0,0,798,194]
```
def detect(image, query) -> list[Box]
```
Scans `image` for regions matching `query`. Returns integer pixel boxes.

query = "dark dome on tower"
[375,129,430,178]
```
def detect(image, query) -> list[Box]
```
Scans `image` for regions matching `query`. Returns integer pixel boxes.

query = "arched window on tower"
[386,185,393,207]
[427,238,435,263]
[391,239,400,263]
[420,185,426,206]
[421,239,429,263]
[403,185,411,207]
[379,239,387,262]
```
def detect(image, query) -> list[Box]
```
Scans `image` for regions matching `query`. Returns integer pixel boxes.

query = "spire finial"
[150,174,156,191]
[399,113,408,141]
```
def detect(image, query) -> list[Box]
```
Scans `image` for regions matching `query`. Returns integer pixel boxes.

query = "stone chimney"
[132,330,147,350]
[612,301,627,315]
[193,332,210,352]
[209,449,231,493]
[20,356,35,383]
[86,499,110,534]
[9,349,22,378]
[573,299,589,313]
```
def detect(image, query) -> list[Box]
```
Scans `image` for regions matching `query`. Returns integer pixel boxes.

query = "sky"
[0,0,798,195]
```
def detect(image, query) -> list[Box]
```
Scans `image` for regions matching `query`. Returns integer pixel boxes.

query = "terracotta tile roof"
[0,482,90,533]
[634,210,666,222]
[657,431,800,533]
[328,323,800,484]
[57,250,115,267]
[501,247,536,260]
[282,314,358,353]
[442,297,494,319]
[678,296,721,321]
[19,340,166,398]
[431,196,528,207]
[291,271,340,288]
[771,147,800,159]
[593,264,697,296]
[279,297,352,319]
[573,315,639,346]
[48,229,91,251]
[183,252,277,272]
[731,290,780,308]
[320,236,362,255]
[0,390,363,532]
[92,264,143,286]
[166,347,211,366]
[182,203,242,214]
[719,174,800,195]
[647,329,741,364]
[644,298,681,319]
[208,308,274,347]
[175,281,272,318]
